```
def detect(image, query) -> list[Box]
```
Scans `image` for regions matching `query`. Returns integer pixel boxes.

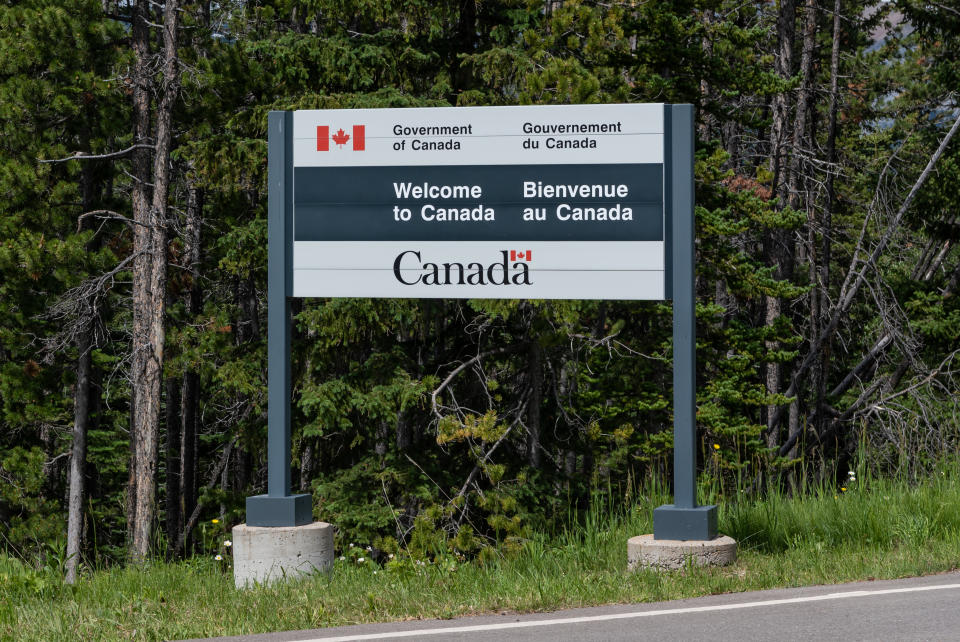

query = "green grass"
[3,470,960,641]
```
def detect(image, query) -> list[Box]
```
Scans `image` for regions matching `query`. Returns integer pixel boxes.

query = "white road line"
[302,582,960,641]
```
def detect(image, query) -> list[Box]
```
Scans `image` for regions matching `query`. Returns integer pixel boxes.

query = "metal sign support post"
[246,111,312,527]
[652,105,717,541]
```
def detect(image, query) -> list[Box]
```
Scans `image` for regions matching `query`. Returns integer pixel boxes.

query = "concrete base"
[627,534,737,571]
[232,521,334,588]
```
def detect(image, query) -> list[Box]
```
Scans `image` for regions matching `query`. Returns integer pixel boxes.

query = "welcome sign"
[288,104,673,300]
[255,105,711,542]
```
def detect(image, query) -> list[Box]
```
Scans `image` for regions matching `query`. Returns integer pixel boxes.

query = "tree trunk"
[788,0,817,212]
[764,0,797,448]
[127,0,151,561]
[786,0,818,457]
[815,0,843,435]
[299,442,313,492]
[164,375,181,556]
[179,185,202,553]
[65,325,91,584]
[769,0,796,198]
[66,158,99,584]
[396,410,411,451]
[375,420,389,458]
[128,0,180,562]
[180,370,198,551]
[699,7,715,140]
[527,342,542,469]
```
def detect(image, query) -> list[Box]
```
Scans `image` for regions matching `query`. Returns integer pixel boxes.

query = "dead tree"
[128,0,181,562]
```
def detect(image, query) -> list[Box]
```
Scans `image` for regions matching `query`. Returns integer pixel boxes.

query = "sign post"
[245,111,312,527]
[652,105,717,541]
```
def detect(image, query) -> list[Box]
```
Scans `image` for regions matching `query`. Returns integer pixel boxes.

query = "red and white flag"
[510,250,532,262]
[317,125,365,151]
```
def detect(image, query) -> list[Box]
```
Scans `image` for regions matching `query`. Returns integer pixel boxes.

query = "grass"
[3,469,960,641]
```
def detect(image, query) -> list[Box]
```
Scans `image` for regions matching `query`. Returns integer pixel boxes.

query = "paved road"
[194,572,960,642]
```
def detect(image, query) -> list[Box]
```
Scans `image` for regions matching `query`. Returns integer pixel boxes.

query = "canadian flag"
[317,125,365,151]
[510,250,532,262]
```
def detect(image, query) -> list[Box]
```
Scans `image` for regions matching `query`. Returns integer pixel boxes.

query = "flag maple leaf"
[332,128,350,147]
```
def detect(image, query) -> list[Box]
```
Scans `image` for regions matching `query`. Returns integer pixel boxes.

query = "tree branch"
[431,346,517,419]
[39,144,154,164]
[770,109,960,434]
[172,437,235,559]
[76,209,148,232]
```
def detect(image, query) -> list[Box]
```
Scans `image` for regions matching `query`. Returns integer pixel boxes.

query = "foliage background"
[0,0,958,568]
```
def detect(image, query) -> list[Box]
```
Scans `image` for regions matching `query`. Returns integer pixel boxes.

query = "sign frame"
[246,105,717,542]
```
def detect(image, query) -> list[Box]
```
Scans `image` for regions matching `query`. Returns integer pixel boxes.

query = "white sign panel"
[290,103,667,299]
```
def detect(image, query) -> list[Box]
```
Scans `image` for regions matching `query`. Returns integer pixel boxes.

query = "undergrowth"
[3,464,960,641]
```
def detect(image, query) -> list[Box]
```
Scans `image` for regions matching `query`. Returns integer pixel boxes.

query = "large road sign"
[291,104,666,300]
[246,105,717,543]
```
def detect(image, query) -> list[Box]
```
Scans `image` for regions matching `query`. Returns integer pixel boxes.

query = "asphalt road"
[191,572,960,642]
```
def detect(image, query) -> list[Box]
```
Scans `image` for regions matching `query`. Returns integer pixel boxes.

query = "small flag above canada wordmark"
[510,250,532,262]
[317,125,365,151]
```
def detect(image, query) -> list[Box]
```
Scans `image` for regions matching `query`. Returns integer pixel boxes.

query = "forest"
[1,0,959,584]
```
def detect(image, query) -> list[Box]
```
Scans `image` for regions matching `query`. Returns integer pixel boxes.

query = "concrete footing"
[232,521,334,588]
[627,534,737,571]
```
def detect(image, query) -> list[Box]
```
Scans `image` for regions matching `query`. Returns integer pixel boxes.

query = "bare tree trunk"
[815,0,843,434]
[699,7,715,140]
[769,0,797,198]
[764,294,784,448]
[787,0,819,457]
[788,0,817,212]
[375,421,389,459]
[179,186,202,554]
[129,0,180,562]
[164,375,181,556]
[65,325,91,584]
[66,161,99,583]
[180,371,197,551]
[396,410,411,451]
[527,342,542,469]
[126,0,151,549]
[173,438,234,558]
[764,0,797,448]
[299,442,313,492]
[237,446,251,492]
